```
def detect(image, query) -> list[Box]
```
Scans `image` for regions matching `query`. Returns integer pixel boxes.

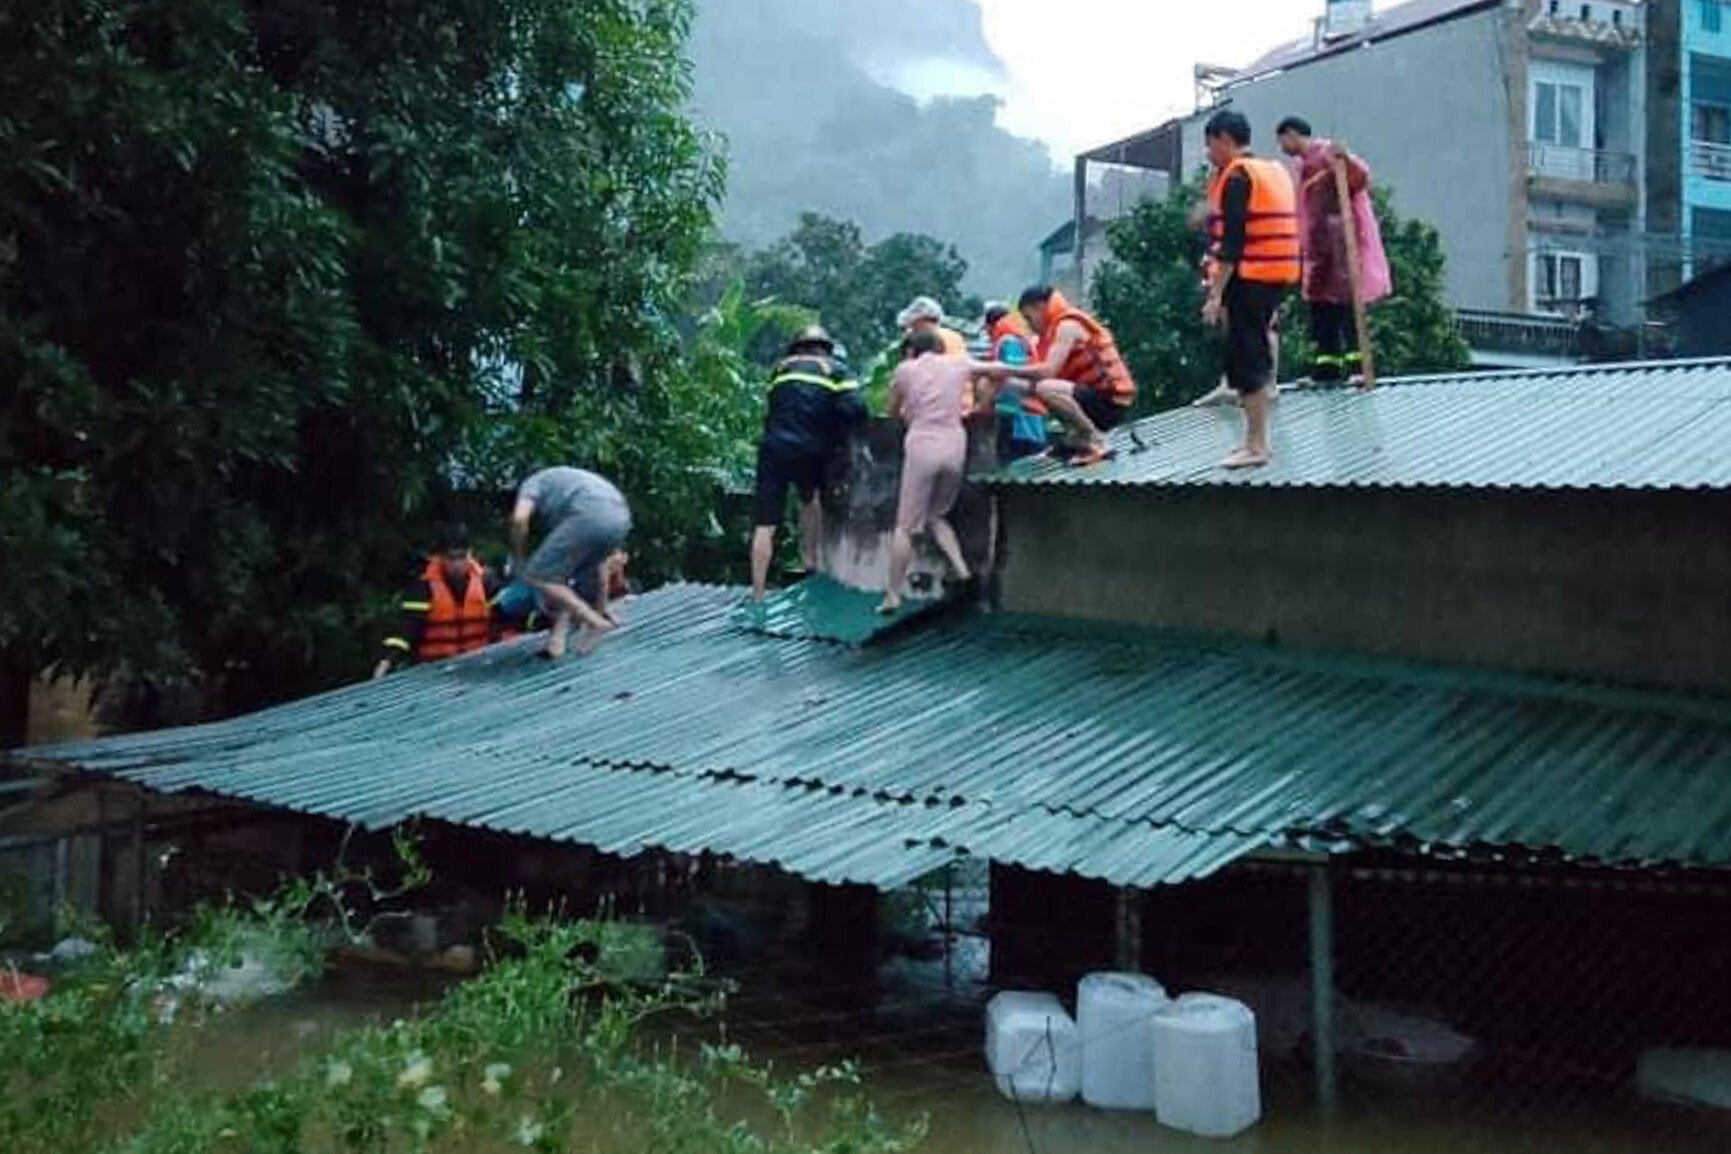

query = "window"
[1533,251,1597,313]
[1704,1,1725,36]
[1695,208,1731,273]
[1694,103,1731,144]
[1534,81,1585,146]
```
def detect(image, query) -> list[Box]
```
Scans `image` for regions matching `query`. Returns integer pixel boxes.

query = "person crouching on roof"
[1014,284,1138,467]
[508,467,632,659]
[750,325,867,601]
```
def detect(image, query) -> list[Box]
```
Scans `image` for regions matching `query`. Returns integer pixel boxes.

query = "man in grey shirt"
[508,466,632,658]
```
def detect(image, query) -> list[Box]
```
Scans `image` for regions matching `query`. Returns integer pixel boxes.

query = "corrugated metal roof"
[18,584,1731,888]
[992,359,1731,492]
[734,574,947,645]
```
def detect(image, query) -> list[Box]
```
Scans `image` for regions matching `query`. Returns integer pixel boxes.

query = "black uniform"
[753,353,867,526]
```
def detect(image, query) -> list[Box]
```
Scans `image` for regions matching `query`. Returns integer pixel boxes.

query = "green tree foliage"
[0,0,724,738]
[1092,177,1470,410]
[740,212,981,364]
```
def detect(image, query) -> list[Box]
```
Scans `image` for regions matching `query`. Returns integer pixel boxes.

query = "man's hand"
[1202,295,1225,328]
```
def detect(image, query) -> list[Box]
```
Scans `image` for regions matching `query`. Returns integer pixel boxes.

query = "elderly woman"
[879,329,1022,614]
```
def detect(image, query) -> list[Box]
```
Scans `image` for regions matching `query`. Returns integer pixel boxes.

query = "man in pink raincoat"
[1276,116,1392,383]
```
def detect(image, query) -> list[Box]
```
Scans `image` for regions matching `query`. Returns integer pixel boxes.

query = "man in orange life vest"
[1202,108,1301,469]
[1014,285,1138,467]
[373,536,501,678]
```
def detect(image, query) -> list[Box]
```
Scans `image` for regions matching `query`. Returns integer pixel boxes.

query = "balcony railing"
[1454,309,1581,359]
[1527,144,1637,186]
[1693,140,1731,183]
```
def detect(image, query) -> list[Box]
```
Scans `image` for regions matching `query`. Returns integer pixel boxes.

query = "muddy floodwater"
[180,957,1730,1154]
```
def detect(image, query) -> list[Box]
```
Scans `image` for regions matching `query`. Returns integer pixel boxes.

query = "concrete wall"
[1219,8,1515,312]
[997,486,1731,692]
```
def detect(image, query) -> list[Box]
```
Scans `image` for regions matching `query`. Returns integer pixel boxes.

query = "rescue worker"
[509,467,632,659]
[1014,285,1138,466]
[1202,109,1301,469]
[750,325,867,602]
[373,537,500,678]
[1275,115,1392,383]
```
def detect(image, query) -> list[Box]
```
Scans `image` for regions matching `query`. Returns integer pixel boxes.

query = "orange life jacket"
[1207,156,1301,286]
[418,557,492,661]
[1039,290,1137,407]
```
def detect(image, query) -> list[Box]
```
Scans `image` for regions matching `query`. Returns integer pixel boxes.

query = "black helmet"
[788,324,835,354]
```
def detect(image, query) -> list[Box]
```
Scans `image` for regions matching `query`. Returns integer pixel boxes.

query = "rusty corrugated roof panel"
[990,359,1731,493]
[19,583,1731,886]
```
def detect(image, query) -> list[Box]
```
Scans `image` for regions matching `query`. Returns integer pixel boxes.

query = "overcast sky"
[877,0,1323,157]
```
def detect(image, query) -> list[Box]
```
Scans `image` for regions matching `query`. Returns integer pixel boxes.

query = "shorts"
[1225,278,1287,395]
[753,444,826,527]
[1075,385,1130,432]
[523,495,632,603]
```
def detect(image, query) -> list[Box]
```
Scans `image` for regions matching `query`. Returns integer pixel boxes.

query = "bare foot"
[1220,447,1271,470]
[574,625,605,657]
[877,594,902,616]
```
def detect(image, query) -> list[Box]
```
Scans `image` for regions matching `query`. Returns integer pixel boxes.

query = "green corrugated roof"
[991,358,1731,492]
[733,574,949,645]
[17,584,1731,888]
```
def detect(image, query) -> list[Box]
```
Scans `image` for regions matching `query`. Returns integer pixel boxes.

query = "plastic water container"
[985,991,1081,1104]
[1152,993,1261,1138]
[1078,972,1169,1110]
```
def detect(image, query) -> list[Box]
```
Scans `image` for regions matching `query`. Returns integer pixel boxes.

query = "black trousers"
[1309,302,1356,381]
[1224,279,1285,395]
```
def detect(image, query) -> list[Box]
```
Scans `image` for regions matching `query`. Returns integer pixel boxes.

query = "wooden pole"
[1308,862,1339,1116]
[1331,151,1377,392]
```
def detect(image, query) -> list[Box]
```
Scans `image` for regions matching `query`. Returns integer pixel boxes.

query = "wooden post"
[1331,151,1378,392]
[1308,863,1339,1116]
[130,791,147,931]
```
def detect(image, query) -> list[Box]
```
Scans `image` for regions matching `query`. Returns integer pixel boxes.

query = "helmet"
[788,324,835,354]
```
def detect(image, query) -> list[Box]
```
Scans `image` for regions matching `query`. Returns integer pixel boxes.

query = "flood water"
[182,954,1731,1154]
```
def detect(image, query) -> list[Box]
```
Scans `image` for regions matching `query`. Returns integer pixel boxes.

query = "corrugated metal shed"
[17,584,1731,887]
[992,358,1731,492]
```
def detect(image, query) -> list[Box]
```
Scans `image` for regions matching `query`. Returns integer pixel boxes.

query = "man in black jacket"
[750,325,867,601]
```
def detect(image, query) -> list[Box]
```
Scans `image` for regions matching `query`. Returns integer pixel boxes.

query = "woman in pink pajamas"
[880,329,1024,613]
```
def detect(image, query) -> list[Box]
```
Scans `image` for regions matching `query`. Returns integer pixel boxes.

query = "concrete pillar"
[1115,886,1144,972]
[1308,862,1338,1115]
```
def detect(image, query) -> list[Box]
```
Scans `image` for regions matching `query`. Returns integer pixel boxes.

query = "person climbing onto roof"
[1202,108,1301,468]
[1276,115,1391,385]
[750,324,867,602]
[879,329,1028,615]
[979,302,1050,461]
[1014,284,1138,466]
[373,534,502,678]
[508,467,632,659]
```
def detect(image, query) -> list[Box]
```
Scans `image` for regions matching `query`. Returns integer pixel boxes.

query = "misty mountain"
[688,0,1071,297]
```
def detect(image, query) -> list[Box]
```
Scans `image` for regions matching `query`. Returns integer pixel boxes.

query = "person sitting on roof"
[1014,284,1139,466]
[880,329,1028,614]
[373,533,502,679]
[509,467,632,659]
[751,325,868,602]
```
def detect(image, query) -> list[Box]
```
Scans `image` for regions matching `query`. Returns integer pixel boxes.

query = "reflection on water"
[186,956,1729,1154]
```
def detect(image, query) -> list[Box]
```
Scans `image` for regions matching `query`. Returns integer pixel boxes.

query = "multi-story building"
[1647,0,1731,286]
[1067,0,1654,366]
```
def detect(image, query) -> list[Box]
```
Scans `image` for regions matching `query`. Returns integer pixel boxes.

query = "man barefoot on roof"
[1014,285,1138,467]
